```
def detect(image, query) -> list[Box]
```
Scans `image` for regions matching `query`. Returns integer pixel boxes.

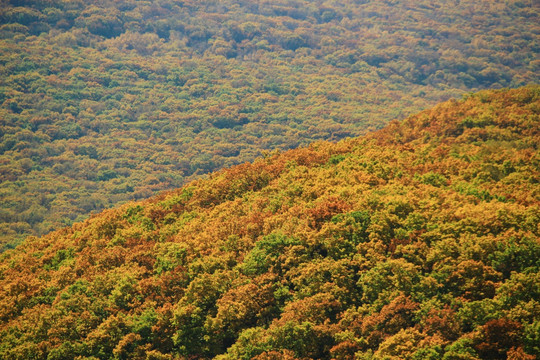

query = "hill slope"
[1,0,539,248]
[0,86,539,359]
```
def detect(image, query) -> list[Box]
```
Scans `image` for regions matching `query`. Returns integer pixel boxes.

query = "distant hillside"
[1,0,539,248]
[0,87,538,359]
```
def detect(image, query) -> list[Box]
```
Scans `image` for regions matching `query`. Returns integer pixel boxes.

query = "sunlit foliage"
[0,87,538,359]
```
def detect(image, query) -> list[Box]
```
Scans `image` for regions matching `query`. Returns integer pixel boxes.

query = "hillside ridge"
[0,86,539,359]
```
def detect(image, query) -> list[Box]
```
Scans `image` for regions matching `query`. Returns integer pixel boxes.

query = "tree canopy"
[0,86,538,359]
[1,0,539,249]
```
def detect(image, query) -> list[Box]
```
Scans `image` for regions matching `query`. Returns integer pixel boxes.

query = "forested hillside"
[1,0,539,248]
[0,87,538,359]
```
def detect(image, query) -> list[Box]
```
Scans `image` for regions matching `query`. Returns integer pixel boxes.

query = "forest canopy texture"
[0,87,538,359]
[0,0,539,248]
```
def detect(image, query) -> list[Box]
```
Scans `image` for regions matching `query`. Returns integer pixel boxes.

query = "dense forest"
[0,87,538,359]
[1,0,539,249]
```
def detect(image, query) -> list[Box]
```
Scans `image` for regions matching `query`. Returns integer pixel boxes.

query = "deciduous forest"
[1,0,538,249]
[0,87,538,359]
